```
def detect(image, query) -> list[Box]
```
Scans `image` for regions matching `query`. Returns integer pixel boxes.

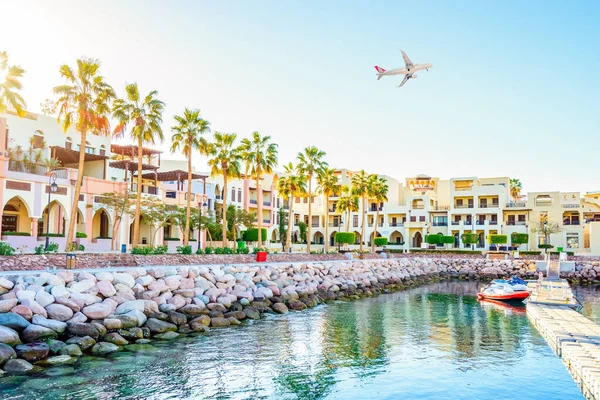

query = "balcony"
[479,203,499,209]
[283,204,289,210]
[411,205,425,210]
[563,204,581,209]
[263,201,271,206]
[311,223,319,227]
[328,223,341,227]
[8,161,69,179]
[368,222,374,227]
[506,221,526,226]
[431,206,450,211]
[455,204,474,209]
[262,219,271,224]
[563,221,580,226]
[476,220,485,225]
[249,199,257,205]
[131,185,158,195]
[506,202,526,208]
[389,222,403,227]
[432,222,448,226]
[451,221,460,226]
[489,220,498,225]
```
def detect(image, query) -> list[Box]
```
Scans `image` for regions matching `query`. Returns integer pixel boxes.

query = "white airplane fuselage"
[378,63,432,78]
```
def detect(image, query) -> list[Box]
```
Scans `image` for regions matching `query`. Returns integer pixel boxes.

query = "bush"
[252,247,269,254]
[488,234,508,245]
[46,243,59,253]
[242,228,267,242]
[132,246,153,255]
[235,247,250,254]
[196,248,205,255]
[78,244,85,251]
[204,247,214,254]
[38,233,65,237]
[0,242,15,256]
[335,232,356,245]
[76,232,87,238]
[153,245,168,254]
[511,233,529,246]
[538,244,554,249]
[425,234,441,244]
[176,245,193,255]
[2,231,31,236]
[519,251,542,255]
[374,237,388,247]
[96,236,112,239]
[461,233,479,245]
[163,237,181,241]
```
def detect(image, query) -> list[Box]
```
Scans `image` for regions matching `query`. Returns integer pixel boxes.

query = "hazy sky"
[1,0,598,193]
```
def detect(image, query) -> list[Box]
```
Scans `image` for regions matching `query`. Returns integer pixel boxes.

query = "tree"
[276,162,307,252]
[351,170,376,253]
[207,132,240,247]
[297,146,327,253]
[171,205,200,240]
[138,197,177,247]
[278,208,286,246]
[239,131,278,247]
[171,108,210,246]
[510,179,522,202]
[98,191,136,250]
[317,167,340,253]
[487,234,508,249]
[298,221,307,244]
[336,186,359,232]
[370,177,389,253]
[0,51,26,116]
[113,83,165,247]
[531,221,561,249]
[461,233,479,249]
[227,205,256,241]
[53,58,116,250]
[511,232,529,249]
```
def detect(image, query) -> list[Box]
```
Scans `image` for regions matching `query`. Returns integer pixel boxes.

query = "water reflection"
[1,282,582,400]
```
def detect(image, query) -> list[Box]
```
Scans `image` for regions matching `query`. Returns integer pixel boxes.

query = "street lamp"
[197,201,207,253]
[45,173,58,251]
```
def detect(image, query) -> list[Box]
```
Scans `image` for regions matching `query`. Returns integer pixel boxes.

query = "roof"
[110,144,162,157]
[109,160,159,172]
[50,146,108,164]
[133,169,207,182]
[415,174,431,179]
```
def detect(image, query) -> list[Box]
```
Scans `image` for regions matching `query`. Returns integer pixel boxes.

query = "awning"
[50,146,108,164]
[133,169,207,181]
[109,160,159,172]
[110,144,162,157]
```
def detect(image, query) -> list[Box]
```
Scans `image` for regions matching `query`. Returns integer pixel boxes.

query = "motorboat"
[479,298,527,315]
[477,282,530,302]
[491,276,528,292]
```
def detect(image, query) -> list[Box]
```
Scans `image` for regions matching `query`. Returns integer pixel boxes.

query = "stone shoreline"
[0,257,598,375]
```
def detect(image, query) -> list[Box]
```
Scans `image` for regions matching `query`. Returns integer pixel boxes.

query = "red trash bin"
[256,251,267,262]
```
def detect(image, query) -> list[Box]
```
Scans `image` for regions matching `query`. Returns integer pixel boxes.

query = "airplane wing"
[401,50,414,69]
[398,74,410,88]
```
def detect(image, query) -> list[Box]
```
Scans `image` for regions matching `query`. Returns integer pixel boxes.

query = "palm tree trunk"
[372,208,379,253]
[307,174,312,253]
[133,138,143,247]
[184,154,192,246]
[222,166,228,248]
[346,209,350,232]
[286,196,293,253]
[65,128,87,251]
[324,193,329,253]
[256,174,262,247]
[360,195,366,252]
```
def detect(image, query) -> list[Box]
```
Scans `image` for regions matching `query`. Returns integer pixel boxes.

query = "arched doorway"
[39,200,66,237]
[353,231,362,245]
[369,231,382,246]
[313,231,324,245]
[478,232,485,248]
[92,209,111,239]
[390,230,404,244]
[453,232,460,248]
[2,197,31,234]
[413,232,423,248]
[330,231,337,247]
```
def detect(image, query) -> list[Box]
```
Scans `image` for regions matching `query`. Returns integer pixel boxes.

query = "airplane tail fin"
[374,66,386,80]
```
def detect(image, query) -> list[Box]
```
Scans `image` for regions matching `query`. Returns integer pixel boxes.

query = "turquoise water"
[1,282,583,400]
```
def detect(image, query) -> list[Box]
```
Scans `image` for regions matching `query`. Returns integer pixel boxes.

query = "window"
[567,233,579,249]
[419,216,425,222]
[165,191,176,199]
[303,197,308,203]
[295,198,300,203]
[99,145,106,157]
[410,216,416,222]
[231,188,235,201]
[353,215,358,227]
[238,189,241,202]
[456,199,463,206]
[518,214,526,222]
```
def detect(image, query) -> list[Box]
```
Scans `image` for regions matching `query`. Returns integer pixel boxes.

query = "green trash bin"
[237,241,246,250]
[557,246,563,253]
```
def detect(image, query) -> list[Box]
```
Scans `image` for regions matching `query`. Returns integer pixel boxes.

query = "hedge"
[425,234,454,245]
[488,234,508,245]
[76,232,87,238]
[38,233,65,237]
[391,249,483,255]
[538,244,554,249]
[519,251,542,255]
[461,233,479,245]
[242,228,267,242]
[2,231,31,236]
[374,237,388,247]
[511,233,529,245]
[163,237,181,241]
[335,232,355,245]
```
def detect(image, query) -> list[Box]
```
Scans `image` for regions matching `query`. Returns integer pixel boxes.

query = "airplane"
[374,50,433,87]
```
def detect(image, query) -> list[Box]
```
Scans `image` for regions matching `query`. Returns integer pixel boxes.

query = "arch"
[478,232,485,248]
[271,174,279,189]
[313,231,324,245]
[390,230,404,244]
[129,216,153,245]
[271,229,278,242]
[215,184,222,199]
[535,195,552,206]
[453,232,460,248]
[3,195,32,217]
[92,208,112,239]
[2,196,31,234]
[369,231,382,245]
[330,230,337,247]
[413,231,423,248]
[40,199,67,237]
[353,230,362,245]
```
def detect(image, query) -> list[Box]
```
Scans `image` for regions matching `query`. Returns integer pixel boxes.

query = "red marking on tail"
[374,66,386,73]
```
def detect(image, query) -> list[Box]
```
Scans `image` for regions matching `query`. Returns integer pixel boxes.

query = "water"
[0,282,584,400]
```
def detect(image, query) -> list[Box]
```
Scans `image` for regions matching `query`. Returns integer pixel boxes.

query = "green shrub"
[235,247,250,254]
[132,246,153,255]
[46,243,59,253]
[153,245,168,254]
[511,233,529,246]
[425,234,441,244]
[176,245,193,255]
[243,228,267,242]
[78,244,85,251]
[488,234,508,245]
[76,232,87,238]
[38,233,65,237]
[374,237,388,247]
[335,232,356,245]
[253,247,269,254]
[538,244,554,249]
[519,250,541,255]
[0,242,15,255]
[2,231,31,236]
[196,248,205,255]
[204,247,214,254]
[163,237,181,241]
[461,233,479,245]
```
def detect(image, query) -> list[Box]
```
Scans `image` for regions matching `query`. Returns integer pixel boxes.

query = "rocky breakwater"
[0,257,551,375]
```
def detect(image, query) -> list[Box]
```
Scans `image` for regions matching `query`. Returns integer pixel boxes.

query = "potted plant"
[510,233,529,258]
[335,232,355,254]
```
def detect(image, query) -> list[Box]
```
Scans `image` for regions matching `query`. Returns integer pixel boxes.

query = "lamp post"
[45,173,58,251]
[197,200,207,253]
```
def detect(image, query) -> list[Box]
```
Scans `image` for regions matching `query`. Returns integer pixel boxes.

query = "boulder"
[115,300,145,315]
[20,299,48,318]
[103,318,123,330]
[95,272,114,282]
[164,275,182,290]
[243,307,260,320]
[59,343,83,356]
[136,275,154,287]
[22,324,57,342]
[65,336,96,351]
[10,305,33,320]
[210,317,231,327]
[179,304,205,316]
[82,303,113,320]
[31,315,67,334]
[154,331,179,340]
[68,322,100,338]
[16,290,36,302]
[66,312,88,325]
[46,304,74,322]
[96,281,116,298]
[145,318,177,334]
[159,303,177,313]
[91,342,119,355]
[46,339,66,354]
[0,342,16,366]
[69,292,102,307]
[190,315,211,327]
[3,358,33,373]
[51,285,70,299]
[35,290,55,307]
[113,273,135,288]
[0,312,31,330]
[0,298,18,313]
[0,325,21,345]
[103,332,129,346]
[167,311,188,326]
[54,297,81,312]
[15,342,49,361]
[0,277,14,290]
[36,355,74,366]
[272,303,289,314]
[69,279,96,293]
[167,295,186,309]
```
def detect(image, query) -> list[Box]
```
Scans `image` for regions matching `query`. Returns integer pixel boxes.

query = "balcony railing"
[328,223,341,227]
[412,205,425,209]
[476,220,485,225]
[563,221,580,226]
[263,201,271,206]
[563,204,581,208]
[389,222,403,227]
[131,185,158,195]
[506,202,526,208]
[451,221,460,225]
[431,206,450,211]
[311,223,319,227]
[8,161,68,179]
[506,221,526,226]
[283,204,289,210]
[455,204,474,209]
[489,221,498,225]
[249,199,257,204]
[432,222,448,226]
[478,203,498,208]
[368,222,374,227]
[262,219,271,224]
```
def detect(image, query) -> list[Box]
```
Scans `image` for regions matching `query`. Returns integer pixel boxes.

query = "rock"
[115,300,145,315]
[92,322,108,337]
[36,355,74,366]
[66,311,88,324]
[210,317,231,327]
[16,290,36,302]
[113,273,135,288]
[66,336,96,351]
[54,297,81,312]
[288,301,307,311]
[167,295,186,309]
[0,312,31,330]
[141,300,159,315]
[70,292,102,307]
[240,298,250,306]
[179,304,205,316]
[103,318,122,330]
[224,311,246,320]
[145,318,177,334]
[46,339,66,354]
[272,303,289,314]
[15,342,49,361]
[51,285,70,299]
[159,303,177,313]
[0,299,18,313]
[10,305,33,320]
[207,303,227,313]
[59,344,83,357]
[227,317,241,325]
[0,277,14,290]
[45,304,74,322]
[0,342,16,366]
[3,358,34,373]
[20,299,47,318]
[103,332,129,346]
[164,275,182,290]
[167,311,188,326]
[69,279,96,293]
[35,290,55,307]
[243,307,260,320]
[31,315,67,334]
[22,324,57,342]
[96,281,116,297]
[68,323,100,338]
[91,342,119,355]
[154,331,179,340]
[95,272,114,282]
[136,275,154,286]
[0,325,21,345]
[82,303,113,319]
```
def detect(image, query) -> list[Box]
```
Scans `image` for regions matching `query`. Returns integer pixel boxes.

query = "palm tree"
[335,185,359,232]
[351,170,376,253]
[53,58,116,250]
[297,146,327,253]
[113,83,165,247]
[277,163,307,252]
[370,177,389,253]
[317,167,340,253]
[171,108,211,246]
[239,131,278,248]
[510,178,522,203]
[0,51,26,116]
[207,132,241,248]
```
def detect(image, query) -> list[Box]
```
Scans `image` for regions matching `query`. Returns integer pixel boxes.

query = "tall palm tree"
[297,146,327,253]
[351,170,376,253]
[53,58,115,250]
[239,131,278,248]
[207,132,241,247]
[0,51,26,116]
[113,83,165,247]
[277,162,307,252]
[370,177,389,253]
[335,185,359,232]
[171,108,210,246]
[510,178,522,203]
[317,167,339,253]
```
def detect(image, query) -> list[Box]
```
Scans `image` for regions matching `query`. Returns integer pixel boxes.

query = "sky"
[0,0,599,193]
